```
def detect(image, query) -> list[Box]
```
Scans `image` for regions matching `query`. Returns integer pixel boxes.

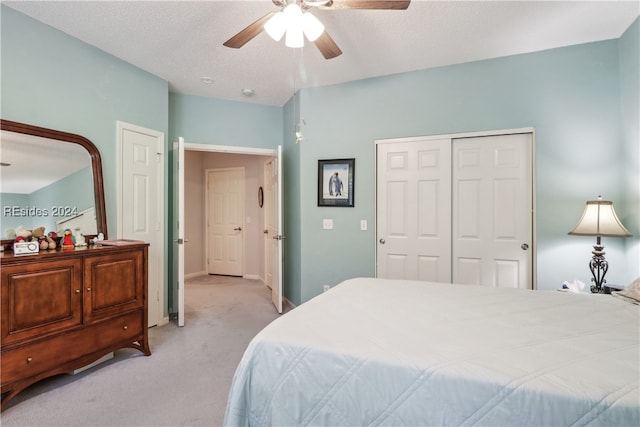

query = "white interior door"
[267,146,283,313]
[452,133,532,288]
[206,167,244,276]
[173,137,185,327]
[117,122,164,327]
[264,159,273,290]
[376,138,452,281]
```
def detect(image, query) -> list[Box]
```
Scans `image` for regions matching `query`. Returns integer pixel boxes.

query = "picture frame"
[317,158,355,207]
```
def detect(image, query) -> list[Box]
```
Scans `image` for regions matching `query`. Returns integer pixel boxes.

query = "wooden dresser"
[0,242,151,408]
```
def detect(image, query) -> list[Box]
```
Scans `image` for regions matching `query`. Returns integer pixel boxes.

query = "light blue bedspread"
[224,278,640,426]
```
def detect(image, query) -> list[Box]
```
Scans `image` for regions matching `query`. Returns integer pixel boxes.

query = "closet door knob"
[521,243,529,250]
[379,238,386,244]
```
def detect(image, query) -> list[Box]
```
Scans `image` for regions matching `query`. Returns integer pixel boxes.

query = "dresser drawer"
[1,310,143,385]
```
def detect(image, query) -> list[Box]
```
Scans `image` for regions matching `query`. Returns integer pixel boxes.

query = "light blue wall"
[1,5,169,312]
[169,93,282,147]
[282,93,302,305]
[619,18,640,281]
[290,39,634,301]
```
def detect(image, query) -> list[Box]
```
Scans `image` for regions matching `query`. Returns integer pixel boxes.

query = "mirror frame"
[1,119,108,245]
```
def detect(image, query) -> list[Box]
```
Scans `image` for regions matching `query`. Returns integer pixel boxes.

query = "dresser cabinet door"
[83,250,144,323]
[1,258,83,345]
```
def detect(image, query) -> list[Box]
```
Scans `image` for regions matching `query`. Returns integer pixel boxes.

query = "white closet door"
[376,138,452,282]
[452,133,532,289]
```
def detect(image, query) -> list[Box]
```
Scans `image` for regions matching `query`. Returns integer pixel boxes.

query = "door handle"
[521,243,529,250]
[174,238,189,244]
[234,227,242,231]
[263,230,269,234]
[379,238,386,244]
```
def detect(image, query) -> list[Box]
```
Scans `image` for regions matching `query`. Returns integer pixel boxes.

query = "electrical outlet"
[323,219,333,230]
[323,285,330,292]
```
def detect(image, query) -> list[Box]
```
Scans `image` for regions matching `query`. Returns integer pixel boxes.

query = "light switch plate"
[323,219,333,230]
[360,219,368,231]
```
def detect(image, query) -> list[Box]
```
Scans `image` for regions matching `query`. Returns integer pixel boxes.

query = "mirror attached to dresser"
[0,120,151,410]
[0,119,108,249]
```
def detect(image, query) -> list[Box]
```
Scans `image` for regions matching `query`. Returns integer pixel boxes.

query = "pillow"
[613,277,640,304]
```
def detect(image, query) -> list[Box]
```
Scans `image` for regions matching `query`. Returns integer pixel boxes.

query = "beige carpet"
[1,275,284,426]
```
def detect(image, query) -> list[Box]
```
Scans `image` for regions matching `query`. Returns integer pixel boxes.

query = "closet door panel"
[453,134,532,289]
[377,139,451,282]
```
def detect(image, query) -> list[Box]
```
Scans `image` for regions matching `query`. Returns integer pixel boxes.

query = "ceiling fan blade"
[314,31,343,59]
[320,0,410,10]
[223,12,276,49]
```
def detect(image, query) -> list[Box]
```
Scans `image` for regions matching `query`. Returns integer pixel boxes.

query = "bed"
[224,278,639,426]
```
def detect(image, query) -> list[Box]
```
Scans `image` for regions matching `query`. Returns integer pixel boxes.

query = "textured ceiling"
[4,0,639,106]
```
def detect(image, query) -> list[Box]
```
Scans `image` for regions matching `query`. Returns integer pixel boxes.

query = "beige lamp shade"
[568,198,632,237]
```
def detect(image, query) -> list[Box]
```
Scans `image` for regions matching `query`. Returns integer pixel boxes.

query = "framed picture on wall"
[317,158,355,207]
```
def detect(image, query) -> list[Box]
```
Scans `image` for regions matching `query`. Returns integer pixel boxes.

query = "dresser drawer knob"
[123,325,128,331]
[86,287,92,292]
[75,289,81,294]
[26,357,33,364]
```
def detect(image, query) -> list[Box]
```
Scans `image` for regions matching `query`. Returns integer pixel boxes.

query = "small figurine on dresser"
[13,225,32,243]
[74,228,87,247]
[60,228,76,248]
[31,226,50,250]
[48,231,59,248]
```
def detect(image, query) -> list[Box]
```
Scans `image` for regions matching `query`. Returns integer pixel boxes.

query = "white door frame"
[116,121,166,326]
[177,143,278,322]
[375,127,537,288]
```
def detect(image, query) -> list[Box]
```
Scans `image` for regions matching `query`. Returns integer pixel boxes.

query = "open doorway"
[183,150,270,282]
[174,142,283,325]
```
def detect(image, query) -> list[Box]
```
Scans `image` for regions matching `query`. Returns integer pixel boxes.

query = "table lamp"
[568,195,632,293]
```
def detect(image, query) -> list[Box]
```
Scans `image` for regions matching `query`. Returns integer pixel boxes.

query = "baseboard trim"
[284,298,296,311]
[185,271,207,280]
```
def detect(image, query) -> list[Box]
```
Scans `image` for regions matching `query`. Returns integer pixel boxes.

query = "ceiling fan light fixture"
[264,11,286,41]
[284,4,304,48]
[302,12,324,42]
[265,3,324,47]
[285,25,304,48]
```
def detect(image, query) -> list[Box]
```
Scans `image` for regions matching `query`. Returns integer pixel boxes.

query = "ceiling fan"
[223,0,411,59]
